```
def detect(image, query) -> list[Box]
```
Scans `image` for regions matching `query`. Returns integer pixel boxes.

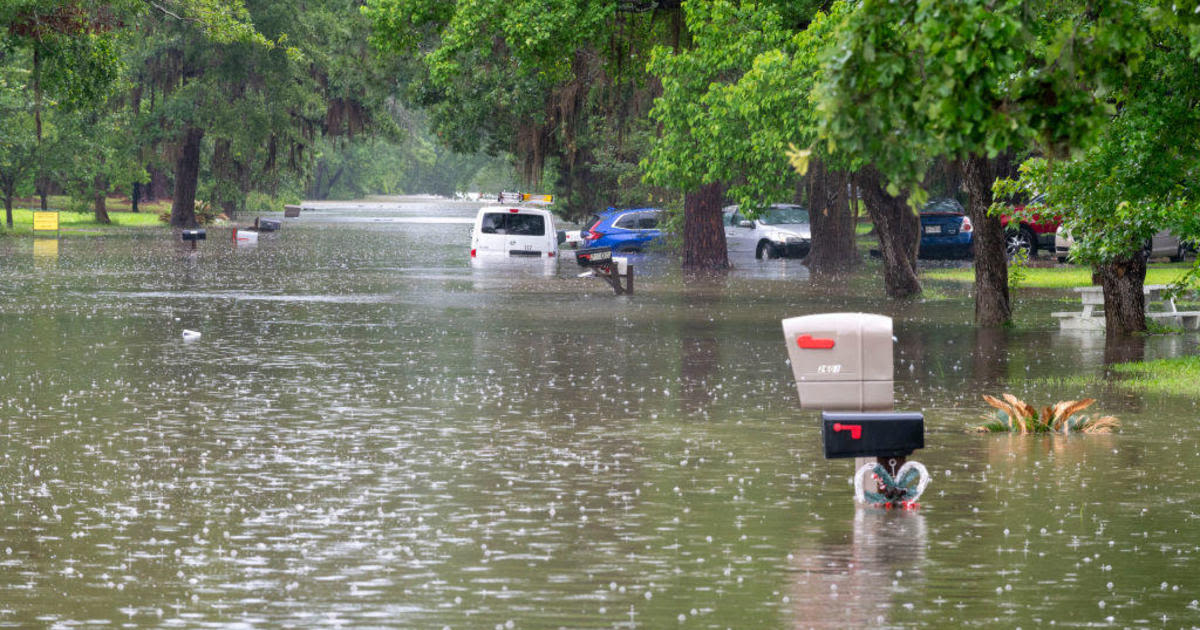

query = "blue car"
[919,198,973,259]
[581,208,665,253]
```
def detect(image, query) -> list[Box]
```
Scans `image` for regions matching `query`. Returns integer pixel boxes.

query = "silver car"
[1055,226,1191,263]
[723,204,812,259]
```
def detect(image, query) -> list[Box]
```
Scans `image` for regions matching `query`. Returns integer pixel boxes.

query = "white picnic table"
[1053,284,1200,330]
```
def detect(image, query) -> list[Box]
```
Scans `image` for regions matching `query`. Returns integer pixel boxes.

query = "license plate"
[923,225,942,235]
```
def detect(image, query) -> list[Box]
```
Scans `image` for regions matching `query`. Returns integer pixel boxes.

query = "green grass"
[2,201,173,237]
[1108,356,1200,397]
[923,264,1196,288]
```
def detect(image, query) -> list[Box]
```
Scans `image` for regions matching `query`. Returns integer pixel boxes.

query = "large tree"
[999,31,1200,335]
[815,0,1153,323]
[643,1,856,273]
[365,0,674,218]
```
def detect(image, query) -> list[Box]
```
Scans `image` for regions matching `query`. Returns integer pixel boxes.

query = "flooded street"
[2,198,1199,628]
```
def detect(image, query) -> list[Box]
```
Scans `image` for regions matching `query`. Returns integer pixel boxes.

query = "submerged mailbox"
[781,313,893,411]
[821,411,924,459]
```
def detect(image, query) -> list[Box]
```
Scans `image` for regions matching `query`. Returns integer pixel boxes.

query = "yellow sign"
[520,193,553,203]
[33,211,59,231]
[33,237,59,261]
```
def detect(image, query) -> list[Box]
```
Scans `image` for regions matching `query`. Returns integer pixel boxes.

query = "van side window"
[637,213,659,229]
[481,213,504,234]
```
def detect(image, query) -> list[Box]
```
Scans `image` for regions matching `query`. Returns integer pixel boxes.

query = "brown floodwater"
[1,198,1198,628]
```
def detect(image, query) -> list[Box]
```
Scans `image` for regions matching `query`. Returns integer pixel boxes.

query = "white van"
[470,205,559,260]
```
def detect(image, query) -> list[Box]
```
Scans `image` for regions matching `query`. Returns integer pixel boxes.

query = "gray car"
[1055,226,1192,263]
[723,204,812,259]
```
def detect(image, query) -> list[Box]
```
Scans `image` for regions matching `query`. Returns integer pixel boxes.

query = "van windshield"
[481,213,546,236]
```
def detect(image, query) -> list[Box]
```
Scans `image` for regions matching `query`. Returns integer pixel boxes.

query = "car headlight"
[768,232,804,244]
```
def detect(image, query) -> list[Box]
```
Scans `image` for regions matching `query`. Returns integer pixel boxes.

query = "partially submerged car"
[470,205,559,260]
[581,208,665,253]
[723,203,811,259]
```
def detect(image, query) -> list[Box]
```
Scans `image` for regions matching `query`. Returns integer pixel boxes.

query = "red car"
[1000,195,1060,258]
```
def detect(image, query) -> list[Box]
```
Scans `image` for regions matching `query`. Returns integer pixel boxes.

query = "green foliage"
[816,0,1154,202]
[365,0,673,215]
[976,394,1119,434]
[643,0,830,211]
[994,29,1200,287]
[1007,247,1030,293]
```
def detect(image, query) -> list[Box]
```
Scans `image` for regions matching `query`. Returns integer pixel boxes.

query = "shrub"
[975,393,1119,434]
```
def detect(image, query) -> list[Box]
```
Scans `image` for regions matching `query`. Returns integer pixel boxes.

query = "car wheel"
[1005,226,1035,258]
[756,241,780,259]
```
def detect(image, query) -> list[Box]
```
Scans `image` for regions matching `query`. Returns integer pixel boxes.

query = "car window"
[507,213,545,236]
[759,206,809,225]
[637,212,659,230]
[728,210,746,226]
[614,213,639,229]
[481,213,505,234]
[481,212,545,236]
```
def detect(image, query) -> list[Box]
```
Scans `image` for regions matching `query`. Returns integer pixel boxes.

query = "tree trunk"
[149,168,170,201]
[805,159,859,273]
[170,126,205,228]
[1096,255,1148,335]
[93,174,110,224]
[131,182,140,212]
[854,166,920,298]
[211,138,236,220]
[682,181,729,272]
[34,46,48,212]
[963,154,1011,326]
[4,191,13,229]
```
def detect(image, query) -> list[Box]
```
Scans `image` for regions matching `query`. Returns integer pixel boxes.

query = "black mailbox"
[181,229,206,241]
[256,218,281,232]
[821,411,924,459]
[575,246,613,267]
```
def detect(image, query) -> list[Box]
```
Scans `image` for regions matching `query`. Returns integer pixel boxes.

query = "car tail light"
[960,216,973,232]
[509,208,519,213]
[547,252,555,257]
[470,249,477,257]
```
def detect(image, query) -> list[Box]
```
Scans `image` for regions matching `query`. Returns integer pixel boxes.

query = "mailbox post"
[782,313,929,507]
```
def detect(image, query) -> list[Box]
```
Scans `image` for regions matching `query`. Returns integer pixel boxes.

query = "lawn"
[922,262,1197,288]
[1109,356,1200,397]
[1,198,174,236]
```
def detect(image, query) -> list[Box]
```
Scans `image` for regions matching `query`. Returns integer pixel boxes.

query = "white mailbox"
[781,313,893,411]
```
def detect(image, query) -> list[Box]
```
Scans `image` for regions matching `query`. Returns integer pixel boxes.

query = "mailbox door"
[821,412,924,459]
[782,313,892,383]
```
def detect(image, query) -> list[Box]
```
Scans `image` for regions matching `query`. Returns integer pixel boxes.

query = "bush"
[975,394,1119,434]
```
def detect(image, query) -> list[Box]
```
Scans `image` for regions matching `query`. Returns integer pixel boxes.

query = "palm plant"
[976,393,1120,434]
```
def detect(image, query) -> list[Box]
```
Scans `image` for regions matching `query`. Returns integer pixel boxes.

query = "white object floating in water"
[182,330,202,341]
[232,228,259,244]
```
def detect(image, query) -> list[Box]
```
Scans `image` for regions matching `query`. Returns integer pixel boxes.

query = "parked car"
[1055,226,1192,263]
[581,208,665,253]
[1000,194,1061,258]
[561,229,585,249]
[723,203,811,259]
[470,205,560,260]
[919,198,973,259]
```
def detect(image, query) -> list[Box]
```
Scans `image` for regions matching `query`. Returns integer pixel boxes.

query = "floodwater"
[1,198,1199,628]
